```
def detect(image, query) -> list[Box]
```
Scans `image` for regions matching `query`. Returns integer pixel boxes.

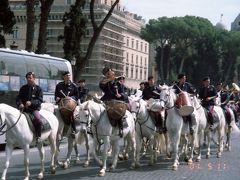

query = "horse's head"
[159,85,176,109]
[0,110,6,127]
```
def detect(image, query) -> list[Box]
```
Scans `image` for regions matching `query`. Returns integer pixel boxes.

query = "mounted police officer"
[78,79,89,103]
[99,67,128,137]
[16,72,43,144]
[55,71,79,138]
[173,73,196,134]
[142,76,166,133]
[198,76,218,130]
[220,84,232,127]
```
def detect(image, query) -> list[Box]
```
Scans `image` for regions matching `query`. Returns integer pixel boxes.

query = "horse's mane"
[0,103,18,113]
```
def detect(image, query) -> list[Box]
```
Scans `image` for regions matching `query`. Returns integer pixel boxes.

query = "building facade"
[6,0,149,90]
[231,13,240,31]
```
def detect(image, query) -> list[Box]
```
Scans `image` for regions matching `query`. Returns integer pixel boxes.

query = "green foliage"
[62,0,87,61]
[0,0,16,34]
[141,15,240,86]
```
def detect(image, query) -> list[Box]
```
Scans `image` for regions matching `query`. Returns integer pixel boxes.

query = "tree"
[73,0,120,82]
[25,0,36,51]
[36,0,54,54]
[62,0,87,63]
[0,0,16,47]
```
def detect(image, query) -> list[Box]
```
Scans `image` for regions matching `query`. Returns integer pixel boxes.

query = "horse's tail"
[77,131,85,144]
[155,133,167,154]
[230,120,240,135]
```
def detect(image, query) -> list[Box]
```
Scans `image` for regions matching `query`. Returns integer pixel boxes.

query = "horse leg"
[22,145,31,180]
[135,133,142,168]
[62,136,75,169]
[90,138,102,166]
[74,142,81,164]
[217,128,224,158]
[109,139,120,171]
[148,137,155,166]
[225,127,231,151]
[37,143,45,179]
[48,135,57,174]
[99,136,110,177]
[170,133,180,170]
[83,133,90,167]
[129,131,137,169]
[206,131,211,159]
[196,131,203,162]
[1,144,14,180]
[164,133,171,159]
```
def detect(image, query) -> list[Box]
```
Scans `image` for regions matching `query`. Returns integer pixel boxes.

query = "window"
[126,38,129,47]
[131,39,134,49]
[12,28,18,39]
[140,42,143,51]
[145,43,148,53]
[66,0,72,5]
[131,54,134,64]
[136,55,138,65]
[126,52,129,63]
[136,40,139,50]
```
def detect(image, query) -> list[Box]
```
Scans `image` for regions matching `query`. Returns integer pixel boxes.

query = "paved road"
[1,132,240,180]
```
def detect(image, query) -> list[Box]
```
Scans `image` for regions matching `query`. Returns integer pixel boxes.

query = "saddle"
[23,112,51,133]
[204,107,219,124]
[105,100,128,127]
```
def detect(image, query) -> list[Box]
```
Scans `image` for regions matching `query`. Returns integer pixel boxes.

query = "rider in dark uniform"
[142,76,166,133]
[198,76,218,130]
[173,73,196,134]
[99,67,128,137]
[220,84,232,126]
[55,71,79,138]
[78,79,89,103]
[16,72,43,144]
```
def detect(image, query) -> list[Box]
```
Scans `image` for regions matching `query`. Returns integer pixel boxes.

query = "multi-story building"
[231,13,240,31]
[6,0,149,90]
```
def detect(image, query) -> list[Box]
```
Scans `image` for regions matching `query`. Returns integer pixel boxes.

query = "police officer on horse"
[55,71,79,138]
[99,67,128,137]
[142,76,166,133]
[16,72,43,144]
[173,73,196,134]
[198,76,218,130]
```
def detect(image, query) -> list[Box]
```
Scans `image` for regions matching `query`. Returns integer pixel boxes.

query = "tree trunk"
[74,0,120,81]
[36,0,54,54]
[25,0,35,51]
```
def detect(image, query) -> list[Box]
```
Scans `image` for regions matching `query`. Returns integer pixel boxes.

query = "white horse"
[130,97,166,166]
[0,103,59,180]
[41,102,90,168]
[78,100,136,176]
[191,95,207,161]
[158,85,202,170]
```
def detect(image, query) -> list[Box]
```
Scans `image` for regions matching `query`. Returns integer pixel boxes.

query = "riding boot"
[118,120,123,138]
[71,119,77,139]
[208,114,214,131]
[188,115,194,134]
[35,122,42,144]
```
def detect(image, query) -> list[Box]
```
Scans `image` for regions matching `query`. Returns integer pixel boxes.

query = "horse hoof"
[99,169,106,177]
[124,154,129,160]
[37,173,43,179]
[187,159,193,165]
[63,162,69,169]
[135,163,141,168]
[83,161,89,167]
[196,158,201,162]
[217,153,221,158]
[75,159,81,165]
[50,167,56,174]
[118,154,124,161]
[206,154,209,159]
[172,166,178,171]
[23,177,29,180]
[109,166,115,172]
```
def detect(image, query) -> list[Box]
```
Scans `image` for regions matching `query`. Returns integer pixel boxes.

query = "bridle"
[159,89,175,110]
[0,111,22,135]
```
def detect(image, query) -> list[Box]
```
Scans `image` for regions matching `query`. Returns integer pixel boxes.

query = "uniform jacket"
[16,84,43,111]
[173,82,195,94]
[142,85,161,100]
[198,85,217,107]
[78,86,89,103]
[55,81,79,103]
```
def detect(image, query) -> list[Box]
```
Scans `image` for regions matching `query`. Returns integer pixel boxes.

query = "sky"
[121,0,239,30]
